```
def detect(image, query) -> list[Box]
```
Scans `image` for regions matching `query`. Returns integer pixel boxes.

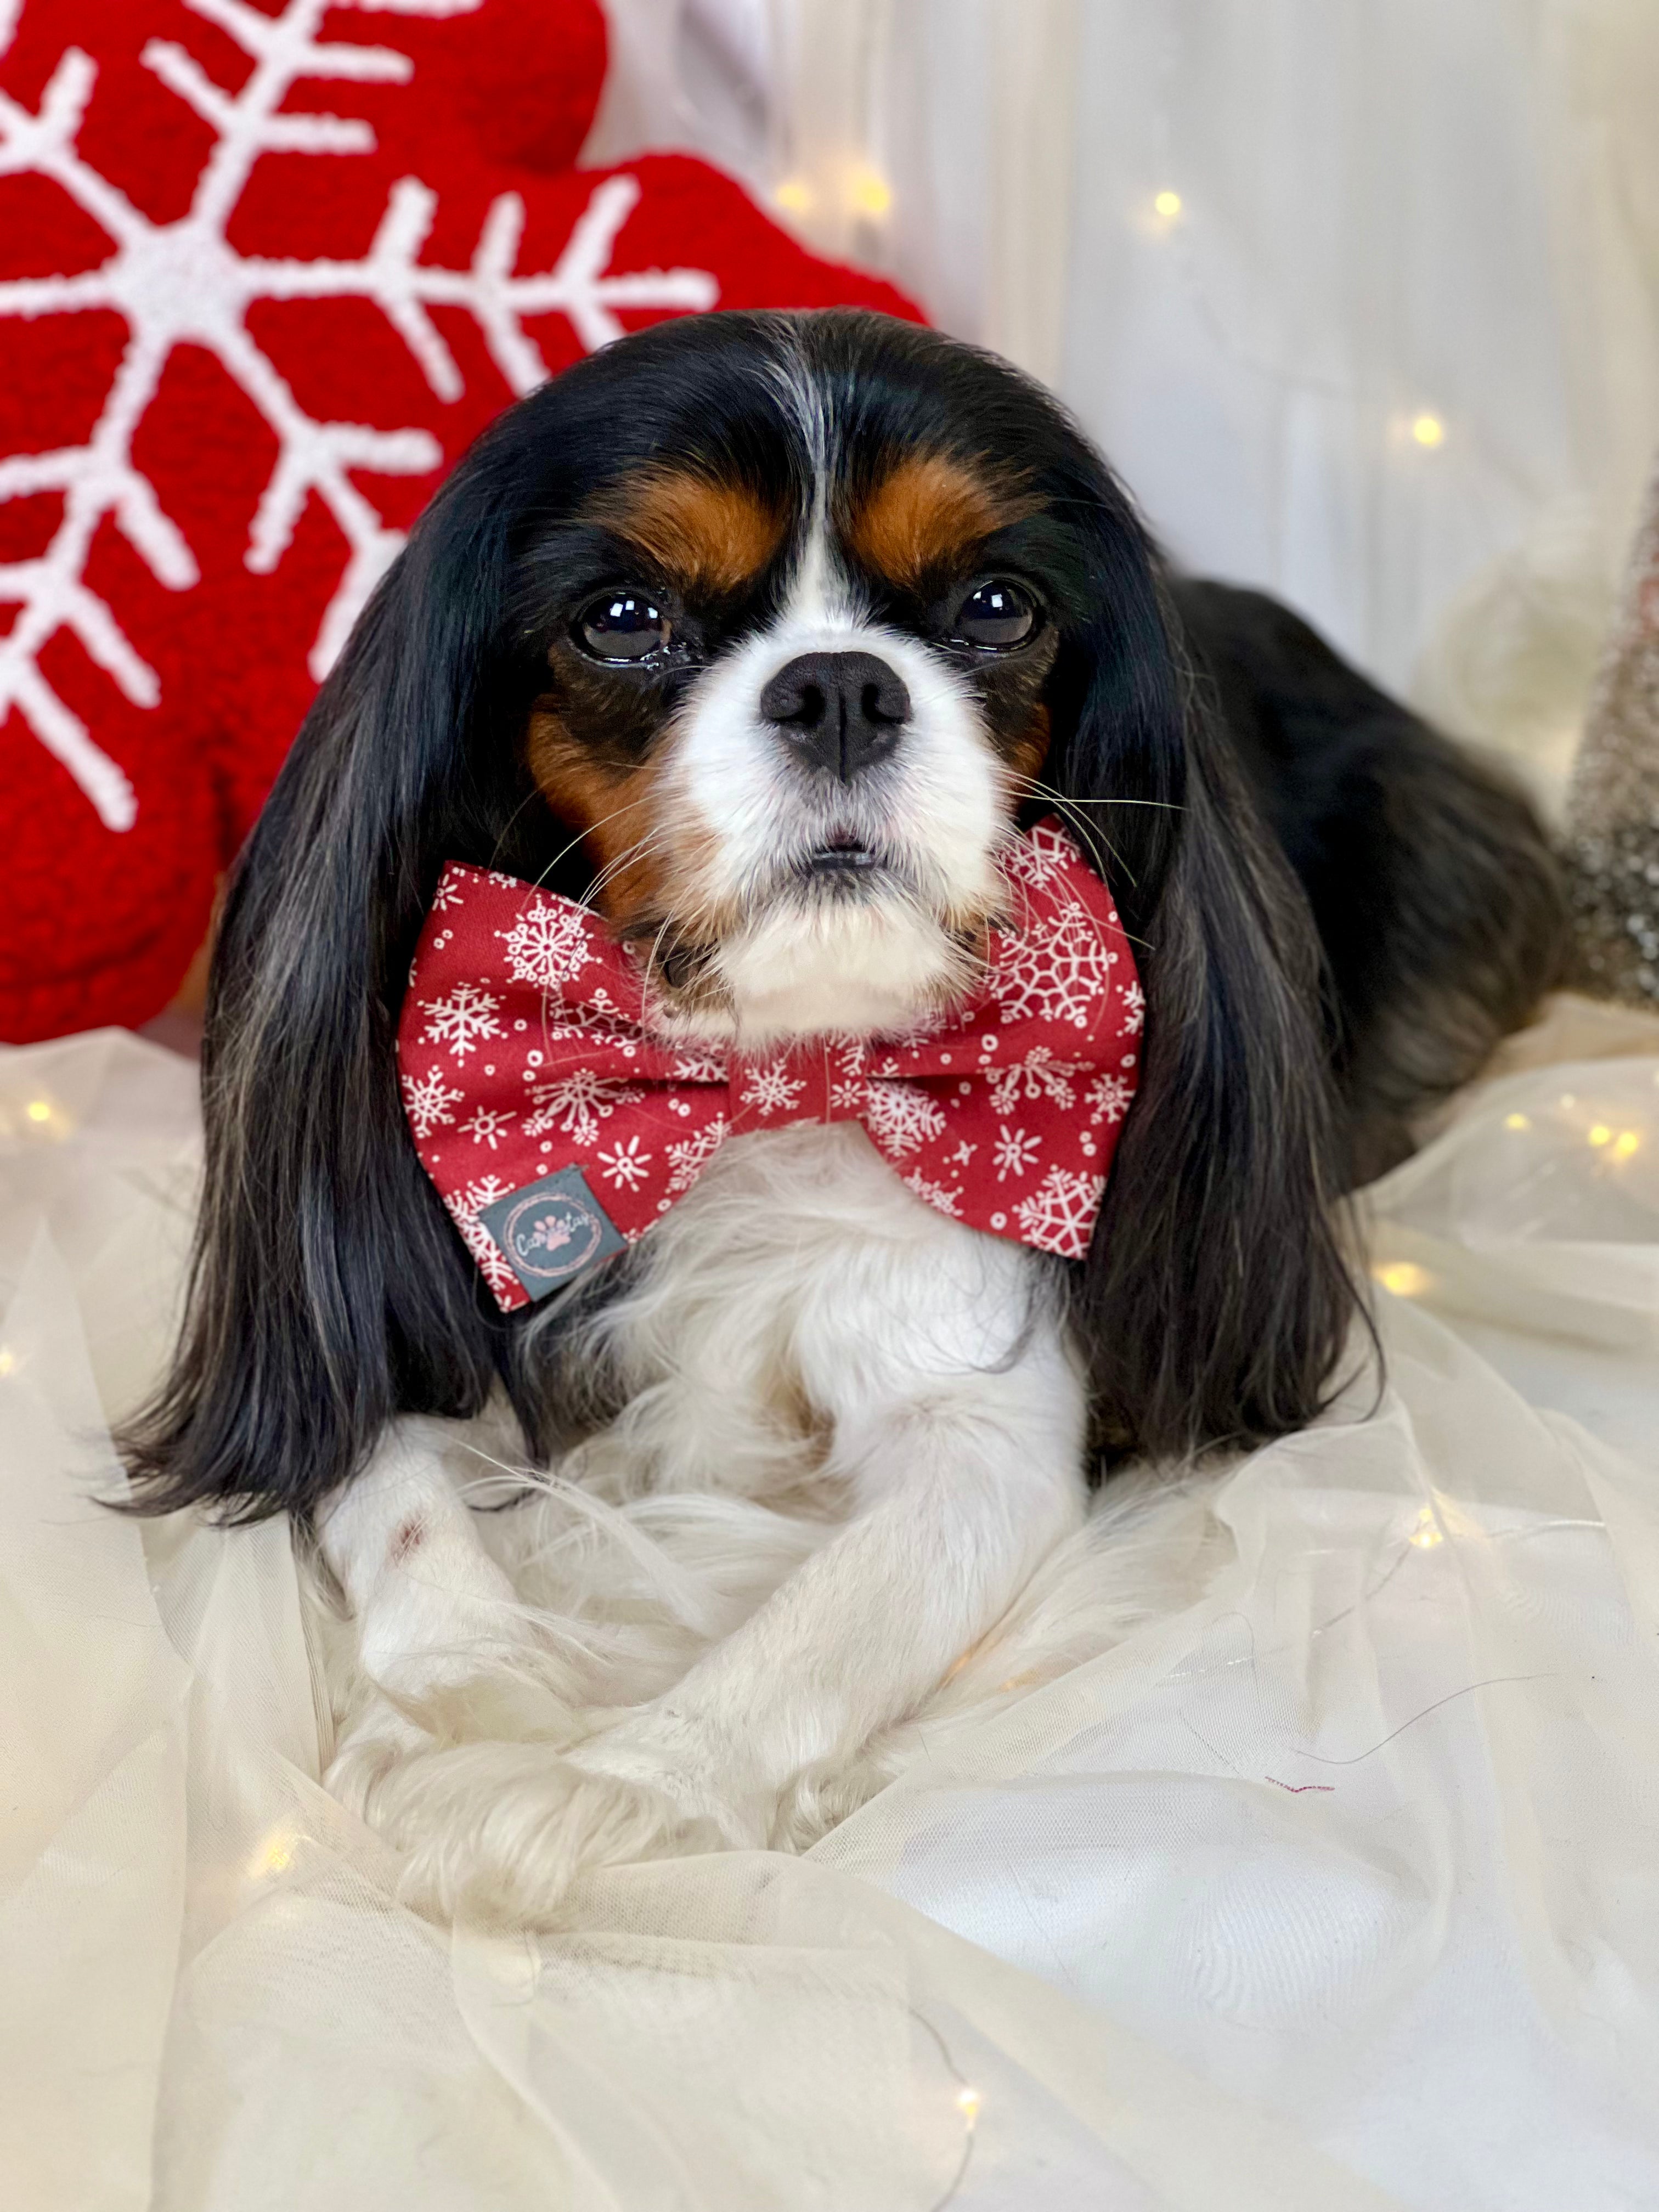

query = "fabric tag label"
[476,1167,625,1301]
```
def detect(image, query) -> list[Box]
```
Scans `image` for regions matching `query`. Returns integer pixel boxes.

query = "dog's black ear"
[117,435,541,1523]
[1046,510,1360,1463]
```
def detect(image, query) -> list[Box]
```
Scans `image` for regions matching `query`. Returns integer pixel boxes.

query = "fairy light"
[1588,1123,1612,1148]
[247,1831,297,1878]
[1612,1130,1641,1159]
[1504,1112,1530,1131]
[1153,189,1183,219]
[0,1347,15,1377]
[955,2086,981,2128]
[25,1099,51,1123]
[774,177,812,216]
[847,164,893,218]
[1411,413,1446,448]
[1373,1260,1430,1297]
[1409,1506,1444,1550]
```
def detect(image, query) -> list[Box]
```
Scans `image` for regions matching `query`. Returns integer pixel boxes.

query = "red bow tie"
[398,820,1143,1310]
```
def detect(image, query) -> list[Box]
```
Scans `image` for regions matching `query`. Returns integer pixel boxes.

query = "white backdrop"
[585,0,1659,812]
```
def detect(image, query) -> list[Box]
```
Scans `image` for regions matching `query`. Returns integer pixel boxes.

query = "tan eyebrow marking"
[583,467,787,595]
[845,452,1039,591]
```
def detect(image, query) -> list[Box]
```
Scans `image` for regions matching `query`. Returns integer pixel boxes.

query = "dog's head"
[123,312,1357,1521]
[509,319,1095,1046]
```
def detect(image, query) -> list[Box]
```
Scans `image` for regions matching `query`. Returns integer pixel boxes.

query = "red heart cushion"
[0,0,918,1041]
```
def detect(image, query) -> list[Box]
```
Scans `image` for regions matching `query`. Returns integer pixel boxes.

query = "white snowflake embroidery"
[460,1104,516,1149]
[1013,1166,1105,1259]
[0,0,719,830]
[901,1169,964,1218]
[949,1139,977,1166]
[400,1063,463,1138]
[595,1134,652,1190]
[1120,979,1146,1035]
[420,979,503,1060]
[990,898,1117,1029]
[985,1047,1084,1114]
[1087,1072,1135,1127]
[430,873,466,912]
[443,1173,517,1299]
[522,1068,642,1147]
[666,1114,728,1194]
[992,1124,1042,1182]
[739,1057,806,1116]
[498,900,594,990]
[860,1082,947,1157]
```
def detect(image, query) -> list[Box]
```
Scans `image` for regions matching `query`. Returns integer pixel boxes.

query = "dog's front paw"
[347,1734,735,1927]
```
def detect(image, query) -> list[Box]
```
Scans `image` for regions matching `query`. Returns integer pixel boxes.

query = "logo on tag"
[476,1167,625,1301]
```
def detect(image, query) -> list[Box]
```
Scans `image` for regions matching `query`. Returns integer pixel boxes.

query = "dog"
[121,311,1562,1920]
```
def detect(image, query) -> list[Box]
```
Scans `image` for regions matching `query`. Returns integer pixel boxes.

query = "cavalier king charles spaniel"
[122,311,1561,1921]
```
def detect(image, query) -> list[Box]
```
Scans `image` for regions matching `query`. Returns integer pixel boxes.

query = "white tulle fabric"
[4,1003,1659,2211]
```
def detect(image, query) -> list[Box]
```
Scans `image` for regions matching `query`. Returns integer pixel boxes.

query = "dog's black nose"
[758,651,911,781]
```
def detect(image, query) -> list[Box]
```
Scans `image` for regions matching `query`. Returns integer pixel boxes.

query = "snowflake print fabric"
[397,819,1144,1310]
[0,0,918,1042]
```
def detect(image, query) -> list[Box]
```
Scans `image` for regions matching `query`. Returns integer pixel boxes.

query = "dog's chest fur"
[537,1121,1064,1511]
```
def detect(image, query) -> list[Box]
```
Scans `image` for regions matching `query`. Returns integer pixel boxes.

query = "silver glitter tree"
[1565,459,1659,1003]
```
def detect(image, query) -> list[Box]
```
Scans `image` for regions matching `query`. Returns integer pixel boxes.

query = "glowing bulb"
[1409,1506,1444,1550]
[25,1099,51,1124]
[1411,413,1445,448]
[0,1347,14,1378]
[247,1831,297,1878]
[956,2086,981,2127]
[1560,1094,1576,1107]
[1588,1123,1612,1148]
[1153,189,1183,218]
[774,177,812,215]
[847,166,892,218]
[1374,1261,1430,1297]
[1612,1131,1641,1160]
[1503,1113,1530,1131]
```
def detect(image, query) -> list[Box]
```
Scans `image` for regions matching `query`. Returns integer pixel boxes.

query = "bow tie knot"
[398,820,1143,1310]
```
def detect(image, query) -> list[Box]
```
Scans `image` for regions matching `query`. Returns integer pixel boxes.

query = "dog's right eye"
[575,592,674,664]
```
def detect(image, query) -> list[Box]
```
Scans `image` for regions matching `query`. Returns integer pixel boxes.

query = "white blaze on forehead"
[651,393,1013,1044]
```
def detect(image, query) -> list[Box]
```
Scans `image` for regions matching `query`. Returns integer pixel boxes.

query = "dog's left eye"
[951,579,1038,650]
[575,591,674,664]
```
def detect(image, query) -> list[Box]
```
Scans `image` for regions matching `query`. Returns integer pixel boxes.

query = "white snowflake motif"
[860,1082,947,1158]
[1087,1072,1135,1127]
[901,1169,964,1219]
[419,979,503,1061]
[400,1063,463,1139]
[0,0,719,830]
[949,1139,977,1167]
[595,1134,652,1191]
[668,1047,728,1084]
[522,1068,643,1148]
[1000,820,1077,891]
[666,1114,729,1194]
[985,1047,1084,1114]
[739,1057,807,1118]
[460,1104,516,1150]
[992,1125,1042,1183]
[444,1173,518,1300]
[1120,979,1146,1036]
[498,900,594,990]
[1013,1167,1107,1260]
[990,898,1118,1029]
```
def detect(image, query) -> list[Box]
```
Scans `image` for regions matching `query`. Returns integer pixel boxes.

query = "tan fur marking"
[526,709,664,920]
[585,469,786,595]
[848,454,1037,591]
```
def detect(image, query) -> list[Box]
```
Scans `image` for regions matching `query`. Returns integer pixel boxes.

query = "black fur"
[1171,580,1566,1183]
[117,311,1561,1521]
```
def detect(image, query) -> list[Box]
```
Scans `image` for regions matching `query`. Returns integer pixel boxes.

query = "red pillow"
[0,0,917,1040]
